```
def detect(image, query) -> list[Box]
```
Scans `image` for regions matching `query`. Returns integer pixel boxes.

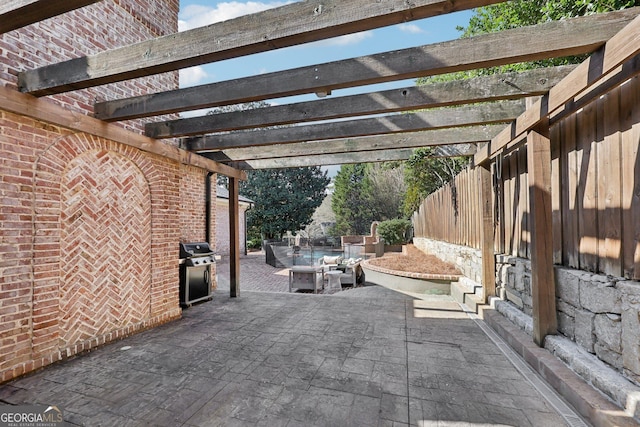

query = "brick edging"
[361,259,462,281]
[1,309,182,384]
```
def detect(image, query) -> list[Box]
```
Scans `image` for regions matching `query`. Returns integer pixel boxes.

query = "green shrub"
[247,238,263,250]
[377,219,412,245]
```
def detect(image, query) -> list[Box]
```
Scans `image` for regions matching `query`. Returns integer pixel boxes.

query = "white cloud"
[327,31,373,46]
[303,31,373,48]
[180,108,213,119]
[179,1,292,31]
[398,23,423,34]
[179,66,209,87]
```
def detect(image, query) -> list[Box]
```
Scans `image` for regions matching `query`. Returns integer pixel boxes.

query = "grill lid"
[180,242,215,259]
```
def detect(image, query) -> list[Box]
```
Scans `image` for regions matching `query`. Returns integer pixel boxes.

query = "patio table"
[289,266,324,293]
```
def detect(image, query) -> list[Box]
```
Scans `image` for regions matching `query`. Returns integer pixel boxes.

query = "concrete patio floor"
[0,279,588,426]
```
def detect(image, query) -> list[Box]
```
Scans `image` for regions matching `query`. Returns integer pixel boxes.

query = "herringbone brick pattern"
[59,150,152,346]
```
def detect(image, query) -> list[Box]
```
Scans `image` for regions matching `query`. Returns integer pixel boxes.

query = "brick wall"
[180,166,209,243]
[0,0,215,382]
[215,199,249,256]
[0,0,179,134]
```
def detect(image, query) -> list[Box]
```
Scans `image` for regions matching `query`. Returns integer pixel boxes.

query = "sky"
[178,0,473,100]
[177,1,475,175]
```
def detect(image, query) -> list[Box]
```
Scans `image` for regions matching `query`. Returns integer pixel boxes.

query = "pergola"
[3,0,640,345]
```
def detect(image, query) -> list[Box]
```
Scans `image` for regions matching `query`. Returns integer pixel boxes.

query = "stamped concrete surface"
[0,253,582,426]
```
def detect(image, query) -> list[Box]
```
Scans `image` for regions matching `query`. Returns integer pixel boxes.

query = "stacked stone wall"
[413,237,482,284]
[496,255,640,386]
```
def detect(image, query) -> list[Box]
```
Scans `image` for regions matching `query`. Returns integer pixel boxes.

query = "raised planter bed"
[362,259,462,298]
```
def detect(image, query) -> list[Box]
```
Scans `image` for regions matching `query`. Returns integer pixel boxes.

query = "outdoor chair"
[318,255,343,271]
[336,258,363,287]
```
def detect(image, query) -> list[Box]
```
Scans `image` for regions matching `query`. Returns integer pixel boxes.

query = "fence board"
[621,76,640,279]
[561,113,579,268]
[596,96,608,274]
[551,123,563,264]
[603,89,623,276]
[510,152,520,256]
[578,102,599,272]
[502,154,512,255]
[518,147,529,259]
[494,161,503,253]
[412,76,639,280]
[464,170,470,246]
[473,167,479,248]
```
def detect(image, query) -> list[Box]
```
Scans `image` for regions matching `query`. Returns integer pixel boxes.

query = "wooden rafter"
[0,0,102,34]
[224,144,475,170]
[474,12,640,165]
[204,125,500,163]
[148,67,572,138]
[187,101,522,151]
[18,0,505,96]
[93,9,638,122]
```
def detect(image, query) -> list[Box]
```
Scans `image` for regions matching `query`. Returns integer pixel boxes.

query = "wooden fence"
[413,74,640,280]
[412,167,483,250]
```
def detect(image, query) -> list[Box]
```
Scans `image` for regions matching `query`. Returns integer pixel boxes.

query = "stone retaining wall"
[496,255,640,386]
[413,237,482,284]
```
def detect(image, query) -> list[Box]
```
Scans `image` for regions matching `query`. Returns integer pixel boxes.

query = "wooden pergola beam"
[187,101,523,152]
[226,145,474,170]
[204,126,498,163]
[474,11,640,165]
[94,9,637,122]
[228,177,240,298]
[147,66,572,138]
[0,85,245,179]
[479,164,496,301]
[18,0,505,96]
[0,0,102,34]
[528,126,557,345]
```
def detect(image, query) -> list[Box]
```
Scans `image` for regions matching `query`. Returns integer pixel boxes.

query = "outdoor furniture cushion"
[320,255,343,266]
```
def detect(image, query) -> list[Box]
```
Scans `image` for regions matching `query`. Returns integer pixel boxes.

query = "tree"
[377,218,413,245]
[207,101,272,189]
[331,164,378,236]
[419,0,640,84]
[368,162,407,220]
[463,0,639,36]
[403,148,468,216]
[240,167,329,240]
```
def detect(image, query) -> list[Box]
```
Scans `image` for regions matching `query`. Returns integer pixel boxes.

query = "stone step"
[480,298,640,427]
[451,279,484,313]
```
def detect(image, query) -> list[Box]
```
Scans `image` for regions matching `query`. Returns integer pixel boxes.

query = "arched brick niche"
[31,134,181,363]
[59,149,152,346]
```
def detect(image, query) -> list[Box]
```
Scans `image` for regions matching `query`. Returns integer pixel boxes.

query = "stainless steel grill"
[179,242,215,307]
